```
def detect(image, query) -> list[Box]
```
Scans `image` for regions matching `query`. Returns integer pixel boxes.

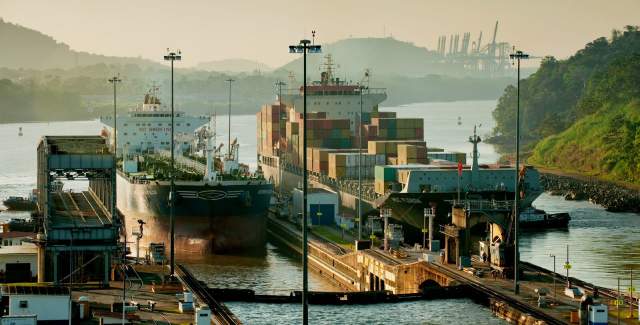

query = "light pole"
[289,32,321,325]
[226,78,235,159]
[108,75,125,325]
[549,254,556,302]
[275,80,286,195]
[509,49,528,295]
[163,49,181,277]
[108,75,121,221]
[358,85,364,241]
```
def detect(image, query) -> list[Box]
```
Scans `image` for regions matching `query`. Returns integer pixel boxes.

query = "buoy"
[18,127,23,136]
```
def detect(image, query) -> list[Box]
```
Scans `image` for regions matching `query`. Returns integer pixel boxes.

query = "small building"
[0,232,37,283]
[0,232,35,247]
[0,285,70,324]
[292,188,339,226]
[0,245,37,283]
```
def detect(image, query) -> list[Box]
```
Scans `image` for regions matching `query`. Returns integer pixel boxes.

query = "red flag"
[457,161,463,176]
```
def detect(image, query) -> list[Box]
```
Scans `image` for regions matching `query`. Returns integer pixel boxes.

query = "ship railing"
[157,149,206,174]
[446,199,514,211]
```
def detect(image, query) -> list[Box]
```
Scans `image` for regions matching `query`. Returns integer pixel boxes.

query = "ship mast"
[204,112,218,183]
[468,125,481,186]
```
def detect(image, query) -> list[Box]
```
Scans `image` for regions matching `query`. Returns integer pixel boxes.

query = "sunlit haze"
[2,0,639,67]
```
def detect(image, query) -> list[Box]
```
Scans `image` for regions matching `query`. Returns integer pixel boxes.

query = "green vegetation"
[311,225,354,250]
[490,26,640,153]
[492,25,640,185]
[529,54,640,184]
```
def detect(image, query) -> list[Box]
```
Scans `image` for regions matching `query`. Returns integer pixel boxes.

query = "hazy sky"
[2,0,639,68]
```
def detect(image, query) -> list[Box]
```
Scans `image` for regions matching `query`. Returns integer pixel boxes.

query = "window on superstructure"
[187,123,191,126]
[123,123,128,126]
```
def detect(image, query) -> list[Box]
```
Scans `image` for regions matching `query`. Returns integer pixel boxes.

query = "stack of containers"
[299,118,352,149]
[427,152,467,164]
[397,144,428,165]
[368,140,426,157]
[308,148,361,173]
[372,118,424,141]
[328,152,385,179]
[256,110,263,155]
[258,104,285,157]
[374,165,397,195]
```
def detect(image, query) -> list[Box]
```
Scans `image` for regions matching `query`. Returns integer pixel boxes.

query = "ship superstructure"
[100,87,209,156]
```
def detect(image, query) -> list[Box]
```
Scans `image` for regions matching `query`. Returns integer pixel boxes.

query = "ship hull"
[117,174,273,255]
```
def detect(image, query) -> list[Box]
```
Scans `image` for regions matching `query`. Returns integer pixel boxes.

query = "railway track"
[521,261,635,307]
[176,264,242,325]
[429,262,566,325]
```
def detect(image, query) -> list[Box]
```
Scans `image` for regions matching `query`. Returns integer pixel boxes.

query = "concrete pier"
[267,213,631,325]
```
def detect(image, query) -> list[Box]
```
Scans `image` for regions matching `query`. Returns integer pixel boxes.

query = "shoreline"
[540,169,640,213]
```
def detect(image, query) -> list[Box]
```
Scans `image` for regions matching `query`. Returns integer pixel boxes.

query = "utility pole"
[358,85,364,241]
[108,75,125,325]
[226,78,235,158]
[276,80,286,195]
[107,75,121,223]
[289,32,321,325]
[509,49,529,295]
[549,254,556,302]
[163,49,181,277]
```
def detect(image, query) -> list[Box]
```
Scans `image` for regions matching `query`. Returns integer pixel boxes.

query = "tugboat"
[2,196,36,211]
[519,207,571,229]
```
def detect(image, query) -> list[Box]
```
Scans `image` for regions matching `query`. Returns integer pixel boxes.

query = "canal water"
[0,100,637,324]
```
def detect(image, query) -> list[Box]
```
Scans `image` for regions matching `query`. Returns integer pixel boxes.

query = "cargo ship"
[257,55,546,243]
[100,88,273,254]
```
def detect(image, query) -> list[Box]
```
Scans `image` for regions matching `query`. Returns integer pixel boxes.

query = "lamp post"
[358,85,365,241]
[289,32,321,325]
[275,80,287,195]
[509,49,528,295]
[108,75,121,220]
[163,49,181,277]
[549,254,556,302]
[226,78,235,159]
[108,75,124,325]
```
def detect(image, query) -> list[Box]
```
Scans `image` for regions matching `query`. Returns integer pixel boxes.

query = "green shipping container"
[375,165,396,182]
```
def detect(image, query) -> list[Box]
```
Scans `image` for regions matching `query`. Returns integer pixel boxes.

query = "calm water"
[0,100,636,323]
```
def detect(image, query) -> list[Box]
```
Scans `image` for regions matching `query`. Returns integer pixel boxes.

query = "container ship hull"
[117,174,273,255]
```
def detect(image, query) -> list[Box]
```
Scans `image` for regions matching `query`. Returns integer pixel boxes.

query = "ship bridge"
[36,136,119,286]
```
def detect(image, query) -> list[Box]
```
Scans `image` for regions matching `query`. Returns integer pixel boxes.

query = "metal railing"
[446,199,513,211]
[157,149,206,174]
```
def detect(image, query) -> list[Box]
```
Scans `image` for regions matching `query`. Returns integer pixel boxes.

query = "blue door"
[309,204,334,225]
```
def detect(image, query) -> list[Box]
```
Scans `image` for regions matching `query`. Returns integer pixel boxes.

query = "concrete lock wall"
[9,295,70,321]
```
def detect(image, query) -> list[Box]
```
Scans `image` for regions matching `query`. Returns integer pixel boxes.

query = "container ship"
[257,55,547,244]
[100,88,273,255]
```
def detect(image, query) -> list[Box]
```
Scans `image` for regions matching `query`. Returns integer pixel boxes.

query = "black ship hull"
[117,174,273,255]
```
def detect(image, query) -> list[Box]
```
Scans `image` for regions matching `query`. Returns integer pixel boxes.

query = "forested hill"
[0,19,159,69]
[489,26,640,185]
[489,26,640,153]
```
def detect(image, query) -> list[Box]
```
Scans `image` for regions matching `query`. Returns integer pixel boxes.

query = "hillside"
[0,19,160,69]
[196,59,271,73]
[528,51,640,185]
[276,37,494,78]
[489,26,640,153]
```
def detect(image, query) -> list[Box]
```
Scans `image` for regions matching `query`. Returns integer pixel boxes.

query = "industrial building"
[35,136,119,286]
